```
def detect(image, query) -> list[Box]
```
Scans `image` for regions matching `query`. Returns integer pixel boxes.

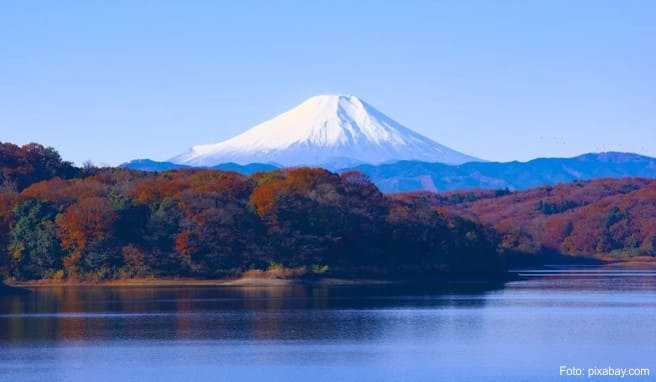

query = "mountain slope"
[351,152,656,193]
[171,94,479,167]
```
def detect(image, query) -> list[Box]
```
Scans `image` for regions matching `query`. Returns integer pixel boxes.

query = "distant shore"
[9,273,511,288]
[10,277,395,288]
[7,258,655,289]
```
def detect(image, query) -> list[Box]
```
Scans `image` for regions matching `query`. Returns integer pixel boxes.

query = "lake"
[1,267,655,381]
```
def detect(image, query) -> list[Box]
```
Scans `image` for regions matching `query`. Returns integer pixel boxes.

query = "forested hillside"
[3,142,655,282]
[0,142,501,281]
[433,179,656,263]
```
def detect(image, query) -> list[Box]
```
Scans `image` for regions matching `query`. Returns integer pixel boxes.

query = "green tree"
[143,197,185,275]
[9,199,64,279]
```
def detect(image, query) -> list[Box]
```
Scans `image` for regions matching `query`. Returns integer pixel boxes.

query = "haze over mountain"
[170,94,479,167]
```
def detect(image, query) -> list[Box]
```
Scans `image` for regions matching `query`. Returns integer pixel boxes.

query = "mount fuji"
[170,94,480,167]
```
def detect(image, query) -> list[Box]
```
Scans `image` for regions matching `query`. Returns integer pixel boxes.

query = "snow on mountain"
[170,94,480,167]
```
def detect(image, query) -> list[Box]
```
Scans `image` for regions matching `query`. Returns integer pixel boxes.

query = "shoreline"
[7,259,655,289]
[599,257,656,268]
[11,277,393,288]
[9,275,508,288]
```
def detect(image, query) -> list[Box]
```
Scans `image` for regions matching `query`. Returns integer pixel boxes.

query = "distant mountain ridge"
[120,159,278,175]
[350,152,656,192]
[122,152,656,193]
[170,94,479,167]
[120,159,189,172]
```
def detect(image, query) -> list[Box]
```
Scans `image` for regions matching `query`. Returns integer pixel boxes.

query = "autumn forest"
[1,142,655,282]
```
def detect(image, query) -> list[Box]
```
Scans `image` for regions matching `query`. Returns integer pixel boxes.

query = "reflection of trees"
[0,284,498,345]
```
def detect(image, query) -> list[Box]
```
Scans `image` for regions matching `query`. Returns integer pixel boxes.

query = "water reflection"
[1,269,656,381]
[0,283,496,343]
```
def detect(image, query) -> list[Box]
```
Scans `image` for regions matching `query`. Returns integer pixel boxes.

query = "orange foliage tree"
[56,197,117,275]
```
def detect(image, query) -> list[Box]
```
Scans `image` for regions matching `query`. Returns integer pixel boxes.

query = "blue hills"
[120,159,279,176]
[349,152,656,192]
[121,152,656,193]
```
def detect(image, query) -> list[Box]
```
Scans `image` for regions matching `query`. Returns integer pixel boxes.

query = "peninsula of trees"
[0,142,501,281]
[1,142,654,283]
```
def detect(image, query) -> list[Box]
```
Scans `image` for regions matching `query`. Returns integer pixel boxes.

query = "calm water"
[1,268,655,381]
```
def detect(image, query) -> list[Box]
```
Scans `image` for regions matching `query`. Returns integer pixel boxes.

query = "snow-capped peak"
[170,94,480,167]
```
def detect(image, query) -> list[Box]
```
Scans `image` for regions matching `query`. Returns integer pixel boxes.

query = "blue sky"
[1,1,654,165]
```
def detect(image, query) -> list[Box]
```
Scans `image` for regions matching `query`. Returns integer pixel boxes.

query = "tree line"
[0,142,503,281]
